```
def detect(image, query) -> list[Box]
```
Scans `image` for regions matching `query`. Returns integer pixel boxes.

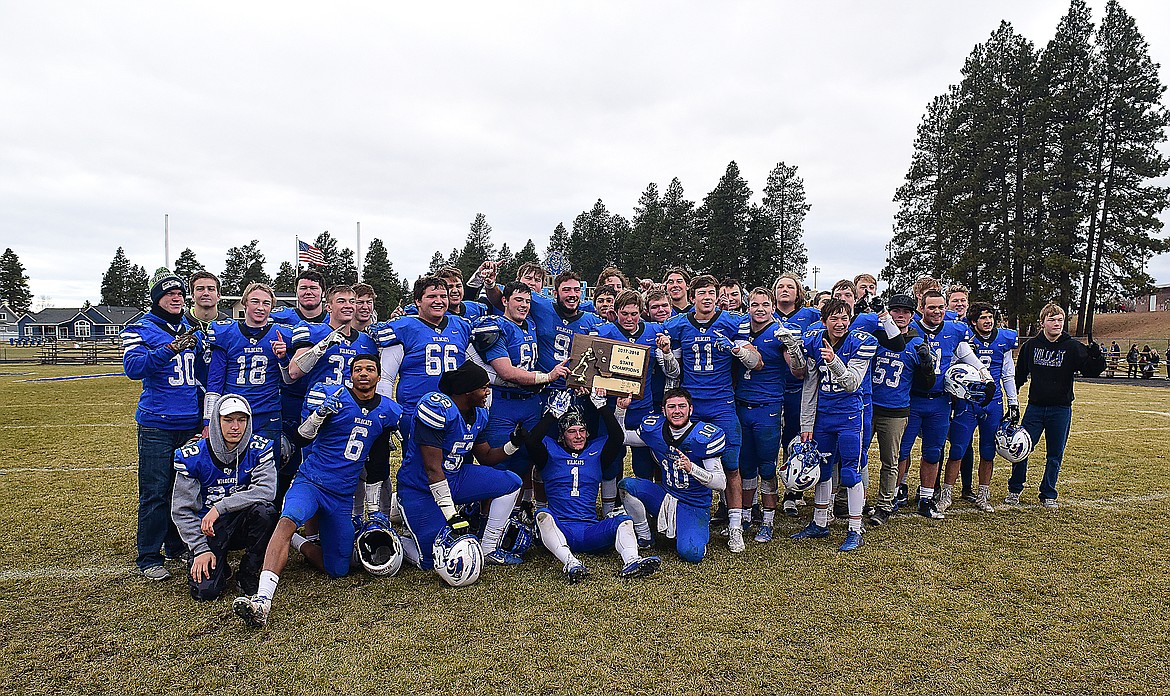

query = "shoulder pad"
[416,392,454,429]
[694,423,727,456]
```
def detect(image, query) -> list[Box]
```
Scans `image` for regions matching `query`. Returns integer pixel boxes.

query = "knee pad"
[839,465,862,488]
[741,476,758,491]
[759,479,778,496]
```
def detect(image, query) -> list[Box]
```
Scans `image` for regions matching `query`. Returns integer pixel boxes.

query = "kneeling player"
[233,355,401,628]
[617,388,727,563]
[171,395,278,601]
[526,391,660,581]
[396,361,530,571]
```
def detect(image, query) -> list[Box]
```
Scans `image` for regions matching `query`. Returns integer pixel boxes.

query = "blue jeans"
[1008,405,1072,500]
[137,425,198,570]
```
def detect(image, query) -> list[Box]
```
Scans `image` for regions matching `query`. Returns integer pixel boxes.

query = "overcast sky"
[2,1,1169,308]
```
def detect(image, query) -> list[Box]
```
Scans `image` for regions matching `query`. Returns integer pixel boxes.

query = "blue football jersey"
[483,316,540,396]
[912,318,972,394]
[970,328,1019,395]
[369,315,471,410]
[528,293,604,376]
[290,323,381,395]
[173,434,274,515]
[664,310,744,401]
[205,320,286,420]
[735,319,789,404]
[397,391,491,491]
[122,313,201,430]
[298,385,401,495]
[271,306,328,327]
[872,334,926,410]
[541,435,608,523]
[637,414,726,509]
[592,320,664,413]
[802,328,878,416]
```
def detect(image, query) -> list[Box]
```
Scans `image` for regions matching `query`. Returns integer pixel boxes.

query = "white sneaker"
[937,487,953,513]
[233,595,271,628]
[1004,492,1021,505]
[728,527,745,553]
[138,565,171,581]
[1039,498,1059,510]
[974,490,995,512]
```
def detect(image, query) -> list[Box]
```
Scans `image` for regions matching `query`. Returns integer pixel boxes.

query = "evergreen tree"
[697,162,754,283]
[428,251,446,273]
[220,240,271,296]
[761,161,811,279]
[0,248,33,314]
[624,182,663,281]
[127,264,150,309]
[361,238,404,319]
[568,200,624,282]
[446,248,460,268]
[173,248,203,285]
[100,247,133,307]
[495,242,515,284]
[458,213,496,281]
[545,222,570,265]
[337,248,359,286]
[313,231,341,285]
[513,239,541,275]
[658,178,699,276]
[273,262,297,293]
[1077,0,1170,335]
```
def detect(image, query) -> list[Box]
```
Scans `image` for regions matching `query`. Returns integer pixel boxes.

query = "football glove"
[915,342,932,365]
[315,389,345,418]
[509,424,527,449]
[712,331,735,353]
[446,511,472,536]
[321,328,347,350]
[870,295,885,315]
[168,331,197,353]
[545,390,573,419]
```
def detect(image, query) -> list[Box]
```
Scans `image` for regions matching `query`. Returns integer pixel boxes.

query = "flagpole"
[356,221,361,280]
[295,235,300,274]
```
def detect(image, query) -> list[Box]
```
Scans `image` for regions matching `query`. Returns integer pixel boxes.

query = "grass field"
[2,365,1168,694]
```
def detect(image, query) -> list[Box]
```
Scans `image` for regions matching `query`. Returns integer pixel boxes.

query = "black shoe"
[961,489,976,503]
[917,498,945,520]
[862,503,874,518]
[894,484,908,508]
[868,508,892,526]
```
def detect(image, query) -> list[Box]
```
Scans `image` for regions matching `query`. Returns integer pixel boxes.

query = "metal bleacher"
[38,340,123,365]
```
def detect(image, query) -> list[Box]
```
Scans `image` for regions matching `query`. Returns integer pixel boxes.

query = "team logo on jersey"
[249,338,257,345]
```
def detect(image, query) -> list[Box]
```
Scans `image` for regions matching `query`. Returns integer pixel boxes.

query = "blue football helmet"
[780,438,824,493]
[471,316,503,353]
[944,364,995,406]
[499,518,536,556]
[357,516,404,577]
[433,527,483,587]
[995,421,1033,463]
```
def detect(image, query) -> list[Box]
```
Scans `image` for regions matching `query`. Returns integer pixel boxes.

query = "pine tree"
[545,223,570,265]
[761,162,811,279]
[568,200,624,282]
[220,240,271,296]
[446,248,460,268]
[313,231,341,285]
[1077,0,1170,335]
[624,182,663,281]
[173,248,203,285]
[337,248,359,286]
[100,247,133,307]
[458,213,496,281]
[0,248,33,314]
[127,264,150,309]
[658,178,699,276]
[428,251,446,273]
[697,162,754,282]
[361,238,403,319]
[273,262,297,293]
[495,242,515,284]
[513,239,541,273]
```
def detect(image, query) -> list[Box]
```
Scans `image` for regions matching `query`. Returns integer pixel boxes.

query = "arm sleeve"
[733,341,762,368]
[954,341,993,380]
[1000,351,1019,405]
[875,321,907,352]
[826,355,867,393]
[657,347,681,379]
[376,343,404,398]
[800,366,819,431]
[598,405,625,465]
[171,474,211,557]
[697,457,726,491]
[525,413,557,469]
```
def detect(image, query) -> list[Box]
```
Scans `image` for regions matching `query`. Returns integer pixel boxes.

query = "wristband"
[428,479,457,519]
[502,441,520,457]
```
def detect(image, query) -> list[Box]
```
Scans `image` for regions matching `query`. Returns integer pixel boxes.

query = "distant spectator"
[1109,341,1120,359]
[1127,344,1139,378]
[1165,347,1170,378]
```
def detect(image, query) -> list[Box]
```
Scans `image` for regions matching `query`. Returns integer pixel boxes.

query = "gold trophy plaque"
[565,335,651,399]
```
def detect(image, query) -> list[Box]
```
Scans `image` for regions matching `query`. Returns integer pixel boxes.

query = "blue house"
[16,305,144,342]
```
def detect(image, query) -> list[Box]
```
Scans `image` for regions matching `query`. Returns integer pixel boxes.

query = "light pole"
[811,265,820,290]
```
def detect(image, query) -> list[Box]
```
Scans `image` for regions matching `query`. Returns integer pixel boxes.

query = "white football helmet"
[780,439,824,493]
[357,519,404,577]
[943,363,994,403]
[432,528,483,587]
[995,422,1033,463]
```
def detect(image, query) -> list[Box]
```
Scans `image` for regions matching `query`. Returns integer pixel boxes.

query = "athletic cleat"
[790,521,830,540]
[937,488,953,513]
[838,530,864,552]
[1004,492,1021,505]
[636,535,653,549]
[605,505,627,518]
[484,549,524,565]
[138,565,171,581]
[782,499,799,518]
[563,559,589,583]
[961,489,977,503]
[894,483,909,508]
[862,503,874,518]
[754,524,774,543]
[867,507,892,527]
[1039,498,1059,510]
[233,595,271,628]
[620,555,661,579]
[974,491,995,512]
[728,527,746,553]
[917,498,945,520]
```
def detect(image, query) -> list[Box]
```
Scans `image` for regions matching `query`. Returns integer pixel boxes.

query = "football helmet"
[433,527,483,587]
[499,518,536,556]
[471,316,503,353]
[356,516,404,577]
[780,439,824,493]
[943,364,994,405]
[995,421,1033,463]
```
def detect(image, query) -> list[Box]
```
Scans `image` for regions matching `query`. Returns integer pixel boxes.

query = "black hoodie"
[1015,331,1105,407]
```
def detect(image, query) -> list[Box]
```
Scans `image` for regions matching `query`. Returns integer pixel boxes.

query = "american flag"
[298,240,326,266]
